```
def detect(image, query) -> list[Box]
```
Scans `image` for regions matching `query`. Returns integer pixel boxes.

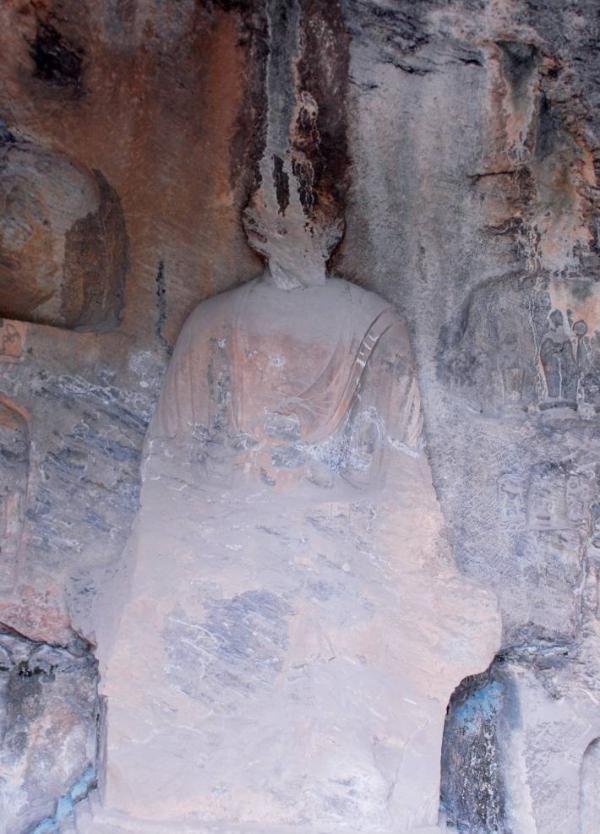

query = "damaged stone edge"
[0,621,103,833]
[27,765,97,834]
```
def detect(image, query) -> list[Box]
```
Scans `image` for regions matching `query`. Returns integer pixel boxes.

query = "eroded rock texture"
[0,0,600,832]
[441,638,600,834]
[0,137,127,330]
[0,627,99,834]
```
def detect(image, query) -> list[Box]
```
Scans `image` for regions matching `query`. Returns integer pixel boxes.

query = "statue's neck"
[265,260,328,290]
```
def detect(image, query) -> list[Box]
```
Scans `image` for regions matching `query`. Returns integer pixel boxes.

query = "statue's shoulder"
[327,275,397,315]
[328,276,410,348]
[179,279,257,340]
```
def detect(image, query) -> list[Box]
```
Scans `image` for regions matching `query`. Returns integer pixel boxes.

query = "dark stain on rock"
[154,260,172,355]
[63,170,128,332]
[155,260,167,336]
[29,20,84,93]
[498,40,538,91]
[295,0,351,232]
[290,91,320,215]
[535,93,560,160]
[292,157,316,214]
[368,2,430,52]
[205,590,291,664]
[0,119,17,146]
[344,3,430,78]
[210,0,260,10]
[440,664,508,834]
[164,591,291,708]
[229,3,269,206]
[273,154,290,214]
[22,372,146,576]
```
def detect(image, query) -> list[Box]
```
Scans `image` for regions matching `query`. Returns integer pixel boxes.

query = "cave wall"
[0,4,264,827]
[337,4,600,829]
[0,0,265,648]
[339,0,600,641]
[1,0,599,831]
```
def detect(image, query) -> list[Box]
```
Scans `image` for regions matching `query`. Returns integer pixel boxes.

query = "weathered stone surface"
[338,0,600,638]
[0,136,127,330]
[0,0,265,639]
[0,0,599,831]
[0,626,99,834]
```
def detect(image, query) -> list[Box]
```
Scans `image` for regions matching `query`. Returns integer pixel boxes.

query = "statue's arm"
[148,301,221,442]
[363,318,424,454]
[385,321,423,451]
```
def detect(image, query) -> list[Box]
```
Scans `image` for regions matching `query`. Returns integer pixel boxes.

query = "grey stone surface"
[0,627,99,834]
[336,2,600,826]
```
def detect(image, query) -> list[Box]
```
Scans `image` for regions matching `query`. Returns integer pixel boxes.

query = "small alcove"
[0,138,127,331]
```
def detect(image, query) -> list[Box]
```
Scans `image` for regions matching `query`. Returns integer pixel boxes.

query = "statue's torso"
[148,277,421,498]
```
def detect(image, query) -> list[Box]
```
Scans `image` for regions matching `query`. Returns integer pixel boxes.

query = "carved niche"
[0,136,128,330]
[440,276,600,417]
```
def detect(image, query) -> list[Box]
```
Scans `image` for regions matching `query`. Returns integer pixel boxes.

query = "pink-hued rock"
[3,0,600,830]
[87,275,500,833]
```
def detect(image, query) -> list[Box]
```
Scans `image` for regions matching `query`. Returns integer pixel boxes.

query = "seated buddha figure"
[88,115,500,834]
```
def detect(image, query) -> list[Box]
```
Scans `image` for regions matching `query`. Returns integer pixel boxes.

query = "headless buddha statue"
[84,23,500,832]
[89,182,499,834]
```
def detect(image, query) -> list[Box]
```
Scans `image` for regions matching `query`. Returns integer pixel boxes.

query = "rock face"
[0,0,600,832]
[0,627,99,834]
[441,637,600,834]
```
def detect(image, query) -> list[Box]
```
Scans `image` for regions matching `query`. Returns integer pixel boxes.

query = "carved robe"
[91,277,499,834]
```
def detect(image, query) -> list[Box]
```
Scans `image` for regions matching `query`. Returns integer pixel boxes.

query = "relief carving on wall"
[0,397,29,592]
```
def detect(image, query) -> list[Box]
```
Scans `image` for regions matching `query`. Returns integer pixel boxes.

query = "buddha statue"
[83,9,499,831]
[85,138,499,834]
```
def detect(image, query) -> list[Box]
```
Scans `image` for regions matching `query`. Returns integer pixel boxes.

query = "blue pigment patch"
[28,765,96,834]
[440,669,507,833]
